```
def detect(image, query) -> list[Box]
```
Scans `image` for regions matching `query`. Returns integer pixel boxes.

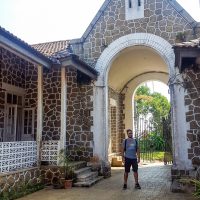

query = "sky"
[0,0,199,100]
[0,0,199,45]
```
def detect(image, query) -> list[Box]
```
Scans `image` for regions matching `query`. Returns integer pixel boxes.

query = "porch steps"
[73,165,103,187]
[73,176,104,187]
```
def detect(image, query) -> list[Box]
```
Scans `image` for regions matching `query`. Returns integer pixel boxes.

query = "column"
[37,65,43,166]
[60,66,67,151]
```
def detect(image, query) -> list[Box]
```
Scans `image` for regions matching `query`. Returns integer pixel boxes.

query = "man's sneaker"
[123,184,127,190]
[135,183,141,189]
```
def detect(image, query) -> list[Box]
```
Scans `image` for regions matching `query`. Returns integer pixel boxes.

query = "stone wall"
[0,49,4,142]
[24,63,38,139]
[66,67,93,161]
[72,0,194,65]
[183,69,200,167]
[42,67,61,141]
[110,106,117,152]
[0,47,38,141]
[119,93,125,145]
[0,167,41,193]
[196,23,200,38]
[109,88,125,154]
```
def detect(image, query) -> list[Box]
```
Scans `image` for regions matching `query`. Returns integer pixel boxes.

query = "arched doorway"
[93,33,175,162]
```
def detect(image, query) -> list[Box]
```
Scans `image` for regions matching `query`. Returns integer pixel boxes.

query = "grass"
[140,151,172,162]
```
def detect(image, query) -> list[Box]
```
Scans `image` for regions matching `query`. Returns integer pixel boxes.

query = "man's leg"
[124,172,128,185]
[123,158,130,189]
[132,160,141,189]
[133,171,138,184]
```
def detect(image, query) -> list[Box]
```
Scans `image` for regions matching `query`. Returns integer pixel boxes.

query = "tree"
[134,85,170,129]
[134,86,152,118]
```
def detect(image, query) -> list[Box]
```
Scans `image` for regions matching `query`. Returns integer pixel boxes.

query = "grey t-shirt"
[122,138,137,159]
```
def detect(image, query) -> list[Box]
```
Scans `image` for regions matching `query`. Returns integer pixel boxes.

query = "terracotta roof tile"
[32,40,69,57]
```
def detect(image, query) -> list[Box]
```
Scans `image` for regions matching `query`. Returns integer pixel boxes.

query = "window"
[125,0,144,20]
[23,108,34,135]
[6,93,23,106]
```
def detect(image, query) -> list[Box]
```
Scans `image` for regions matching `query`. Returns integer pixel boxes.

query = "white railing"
[0,141,37,173]
[41,140,60,165]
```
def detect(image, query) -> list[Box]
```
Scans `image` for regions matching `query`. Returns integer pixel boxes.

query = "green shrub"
[0,183,44,200]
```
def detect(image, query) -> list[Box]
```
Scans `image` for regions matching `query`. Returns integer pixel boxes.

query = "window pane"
[24,110,28,118]
[28,127,32,134]
[13,95,17,104]
[7,93,12,104]
[24,127,27,134]
[18,96,22,106]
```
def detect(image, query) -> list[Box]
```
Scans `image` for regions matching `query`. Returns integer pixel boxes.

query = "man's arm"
[121,140,125,163]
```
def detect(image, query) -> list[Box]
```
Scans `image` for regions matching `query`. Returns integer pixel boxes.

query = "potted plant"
[58,149,75,189]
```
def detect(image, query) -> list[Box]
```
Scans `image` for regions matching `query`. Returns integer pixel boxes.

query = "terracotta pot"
[64,179,73,189]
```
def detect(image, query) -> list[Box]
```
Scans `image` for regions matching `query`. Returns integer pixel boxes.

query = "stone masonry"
[0,168,41,193]
[66,67,94,161]
[109,88,125,154]
[43,67,61,141]
[183,69,200,167]
[0,47,38,141]
[72,0,197,66]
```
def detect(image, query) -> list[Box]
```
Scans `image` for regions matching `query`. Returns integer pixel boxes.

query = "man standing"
[121,129,141,189]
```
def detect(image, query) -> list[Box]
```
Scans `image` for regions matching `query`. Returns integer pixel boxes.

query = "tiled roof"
[174,38,200,48]
[32,40,69,57]
[0,26,52,67]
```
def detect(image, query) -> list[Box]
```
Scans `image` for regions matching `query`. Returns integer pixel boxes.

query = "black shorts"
[124,157,138,173]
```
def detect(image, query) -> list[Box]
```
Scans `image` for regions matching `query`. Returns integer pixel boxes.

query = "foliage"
[180,178,200,198]
[134,85,170,133]
[140,151,172,162]
[175,32,186,42]
[135,85,170,118]
[135,86,152,118]
[58,149,75,180]
[150,92,170,125]
[139,132,164,151]
[192,179,200,198]
[149,132,165,151]
[0,183,44,200]
[140,151,164,161]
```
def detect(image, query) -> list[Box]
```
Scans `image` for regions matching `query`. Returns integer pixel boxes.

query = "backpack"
[124,138,138,152]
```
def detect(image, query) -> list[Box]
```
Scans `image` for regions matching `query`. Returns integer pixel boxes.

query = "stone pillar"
[60,66,66,151]
[37,65,43,166]
[93,84,108,161]
[170,72,192,171]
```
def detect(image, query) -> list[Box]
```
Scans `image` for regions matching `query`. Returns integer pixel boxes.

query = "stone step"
[76,171,98,182]
[74,167,92,176]
[73,176,104,187]
[69,161,87,170]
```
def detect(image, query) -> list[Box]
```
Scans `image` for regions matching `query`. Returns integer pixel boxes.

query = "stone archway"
[93,33,190,170]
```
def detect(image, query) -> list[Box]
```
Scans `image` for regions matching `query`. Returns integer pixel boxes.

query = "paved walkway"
[19,163,195,200]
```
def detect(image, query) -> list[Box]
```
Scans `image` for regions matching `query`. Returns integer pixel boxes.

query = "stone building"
[0,0,200,193]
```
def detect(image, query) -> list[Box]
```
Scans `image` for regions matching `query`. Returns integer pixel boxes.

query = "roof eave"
[60,55,98,80]
[0,28,52,68]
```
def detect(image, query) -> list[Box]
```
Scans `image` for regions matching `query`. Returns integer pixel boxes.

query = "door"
[4,92,24,142]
